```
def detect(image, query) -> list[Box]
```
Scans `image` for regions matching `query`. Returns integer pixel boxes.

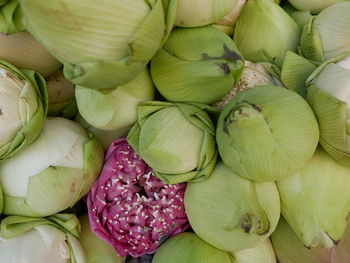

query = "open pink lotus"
[87,138,188,257]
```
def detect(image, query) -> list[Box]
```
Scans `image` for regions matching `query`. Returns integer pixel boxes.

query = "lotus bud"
[288,0,349,13]
[46,69,77,119]
[277,147,350,248]
[79,214,125,263]
[87,138,188,257]
[0,117,104,217]
[151,26,244,104]
[0,214,87,263]
[217,85,319,182]
[0,31,61,77]
[75,114,130,150]
[185,161,280,252]
[306,53,350,165]
[231,239,276,263]
[127,101,218,184]
[19,0,177,90]
[234,0,301,66]
[0,0,24,34]
[0,59,48,162]
[272,217,350,263]
[153,233,233,263]
[76,69,154,131]
[280,51,317,97]
[300,2,350,63]
[174,0,239,27]
[214,61,282,109]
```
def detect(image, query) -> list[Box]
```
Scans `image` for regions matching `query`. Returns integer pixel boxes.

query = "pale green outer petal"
[280,51,317,97]
[306,53,350,165]
[139,107,203,174]
[19,0,169,89]
[153,233,232,263]
[277,147,350,248]
[79,215,125,263]
[314,2,350,59]
[67,233,87,263]
[288,0,349,13]
[185,161,280,252]
[231,239,276,263]
[127,101,218,184]
[217,85,319,182]
[301,3,350,62]
[175,0,239,27]
[0,0,25,34]
[76,69,154,130]
[234,0,300,66]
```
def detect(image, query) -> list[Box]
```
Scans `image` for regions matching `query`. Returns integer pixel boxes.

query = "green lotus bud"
[217,85,319,182]
[280,51,317,97]
[306,53,350,165]
[76,69,154,131]
[185,161,280,252]
[0,0,25,34]
[79,215,125,263]
[0,117,104,217]
[300,2,350,63]
[288,0,349,13]
[174,0,239,27]
[151,26,244,104]
[19,0,177,90]
[231,239,276,263]
[234,0,301,66]
[214,61,282,109]
[0,31,61,77]
[0,214,86,263]
[47,70,77,119]
[272,217,350,263]
[277,147,350,248]
[153,233,233,263]
[0,59,48,162]
[75,114,130,150]
[127,101,218,184]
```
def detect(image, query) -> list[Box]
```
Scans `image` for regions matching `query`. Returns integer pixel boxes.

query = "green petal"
[281,51,317,97]
[0,0,25,34]
[300,17,325,63]
[26,166,84,216]
[277,147,350,247]
[185,161,280,251]
[153,233,232,263]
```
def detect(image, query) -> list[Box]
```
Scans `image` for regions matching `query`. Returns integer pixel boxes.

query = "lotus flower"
[87,138,188,258]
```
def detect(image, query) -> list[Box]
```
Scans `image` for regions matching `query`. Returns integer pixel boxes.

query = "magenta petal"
[87,138,189,258]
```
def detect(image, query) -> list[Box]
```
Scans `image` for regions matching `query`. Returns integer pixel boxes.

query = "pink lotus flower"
[87,138,188,257]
